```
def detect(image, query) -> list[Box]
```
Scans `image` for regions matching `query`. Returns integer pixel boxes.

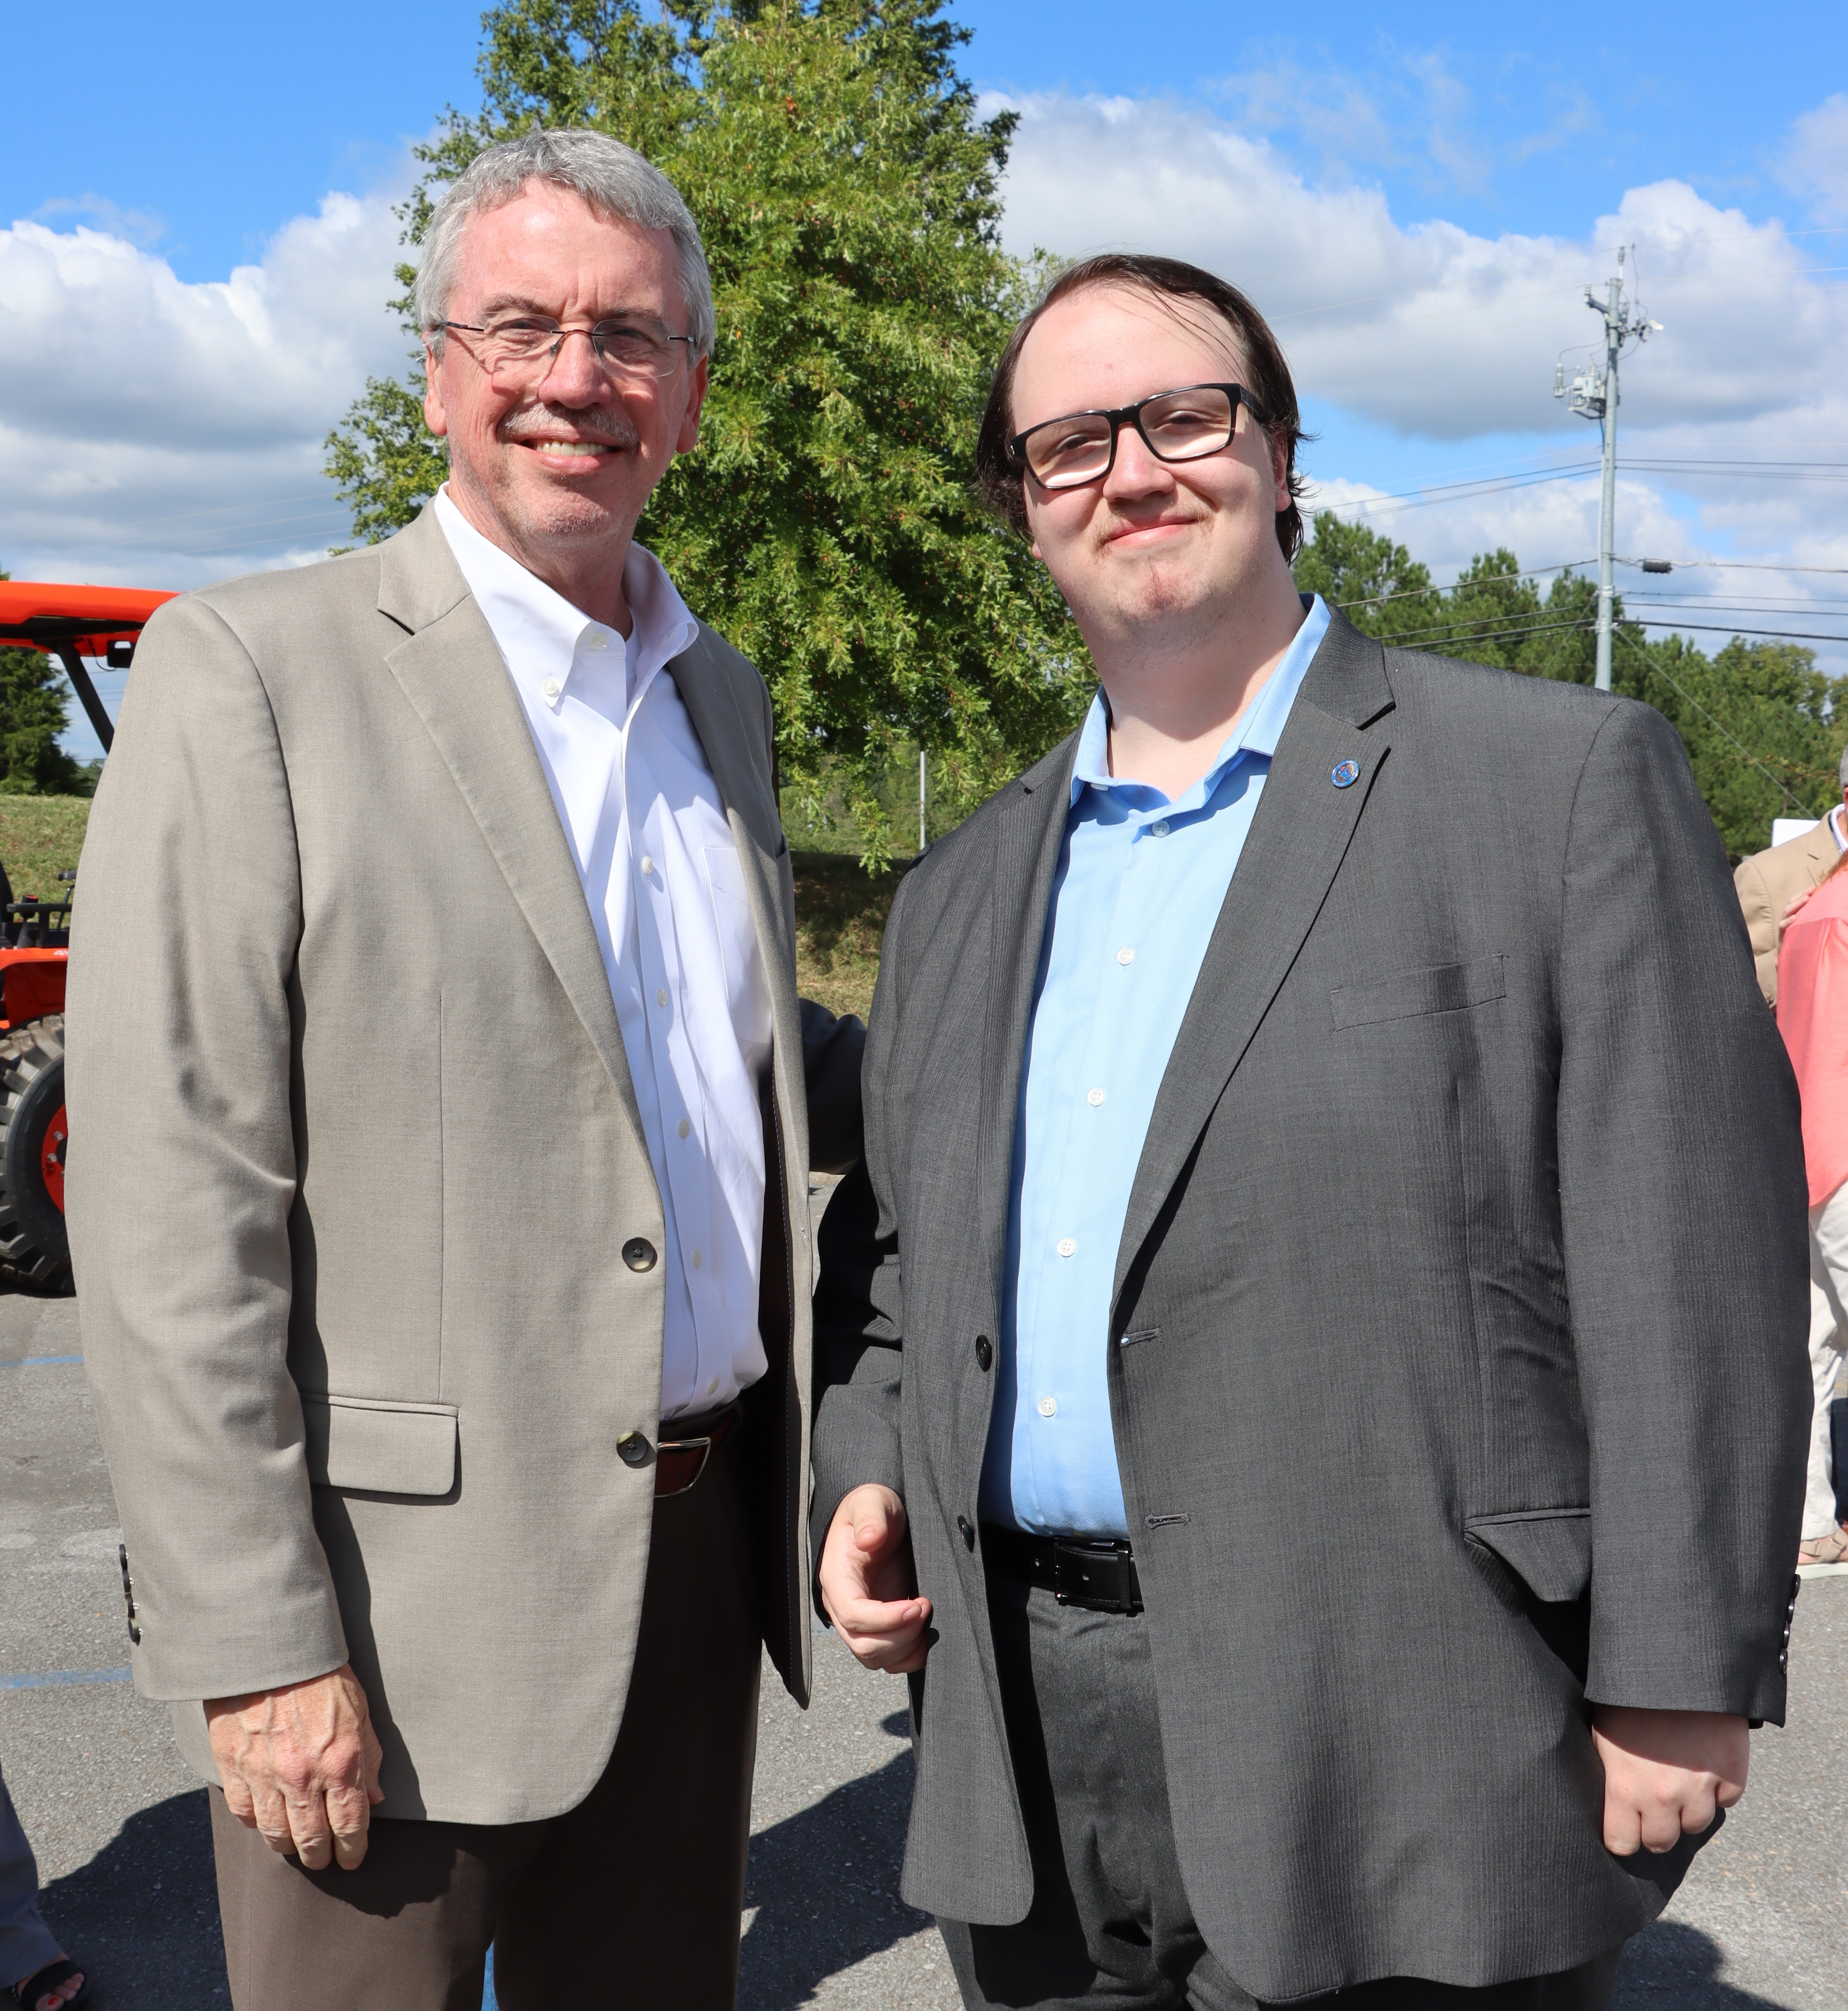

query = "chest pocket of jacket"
[1330,954,1506,1031]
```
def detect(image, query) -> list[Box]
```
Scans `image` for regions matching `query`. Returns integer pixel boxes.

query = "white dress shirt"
[434,486,774,1422]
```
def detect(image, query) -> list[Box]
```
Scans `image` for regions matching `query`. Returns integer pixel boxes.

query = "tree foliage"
[0,570,97,797]
[326,0,1086,865]
[1296,512,1848,861]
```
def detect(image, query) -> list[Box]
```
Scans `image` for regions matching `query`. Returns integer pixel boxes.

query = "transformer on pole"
[1553,247,1661,692]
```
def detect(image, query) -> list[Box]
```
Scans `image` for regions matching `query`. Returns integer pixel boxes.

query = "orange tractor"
[0,581,174,1284]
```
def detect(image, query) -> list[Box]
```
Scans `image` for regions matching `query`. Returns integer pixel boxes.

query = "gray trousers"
[1,1762,61,1994]
[209,1419,762,2010]
[941,1575,1623,2011]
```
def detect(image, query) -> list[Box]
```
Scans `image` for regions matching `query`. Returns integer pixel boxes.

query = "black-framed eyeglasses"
[1007,383,1264,492]
[440,313,697,381]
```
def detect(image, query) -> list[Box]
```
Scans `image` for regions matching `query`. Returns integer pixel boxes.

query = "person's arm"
[810,873,931,1671]
[799,997,866,1175]
[1557,703,1811,1852]
[66,597,382,1868]
[1732,853,1780,1004]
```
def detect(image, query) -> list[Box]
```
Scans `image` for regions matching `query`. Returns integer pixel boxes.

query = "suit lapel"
[977,737,1083,1288]
[377,511,648,1153]
[1110,614,1395,1311]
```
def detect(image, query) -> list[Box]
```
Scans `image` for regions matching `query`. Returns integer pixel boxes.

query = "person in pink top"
[1776,851,1848,1565]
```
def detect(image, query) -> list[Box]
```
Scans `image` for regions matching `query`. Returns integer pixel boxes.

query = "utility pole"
[1553,247,1659,692]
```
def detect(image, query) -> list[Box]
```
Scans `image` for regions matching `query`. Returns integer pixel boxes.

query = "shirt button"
[640,854,654,877]
[707,1376,720,1396]
[692,1248,703,1270]
[656,987,669,1007]
[1056,1237,1076,1258]
[678,1118,691,1139]
[1038,1396,1057,1418]
[586,632,608,651]
[1116,947,1135,966]
[1152,819,1170,836]
[1086,1087,1106,1107]
[542,678,560,701]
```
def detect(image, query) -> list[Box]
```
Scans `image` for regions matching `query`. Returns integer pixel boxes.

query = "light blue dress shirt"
[979,594,1332,1538]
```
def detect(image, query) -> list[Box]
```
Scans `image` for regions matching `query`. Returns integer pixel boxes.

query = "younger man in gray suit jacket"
[812,255,1809,2009]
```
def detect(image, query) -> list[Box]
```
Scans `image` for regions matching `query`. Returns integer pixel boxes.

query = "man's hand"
[818,1483,932,1674]
[207,1663,385,1871]
[1590,1705,1749,1856]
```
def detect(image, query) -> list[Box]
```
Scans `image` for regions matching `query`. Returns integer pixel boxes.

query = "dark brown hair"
[974,253,1309,560]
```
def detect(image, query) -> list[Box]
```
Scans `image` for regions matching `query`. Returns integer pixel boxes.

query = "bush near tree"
[0,570,97,799]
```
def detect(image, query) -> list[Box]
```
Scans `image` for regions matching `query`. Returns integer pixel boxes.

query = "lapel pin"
[1331,760,1360,789]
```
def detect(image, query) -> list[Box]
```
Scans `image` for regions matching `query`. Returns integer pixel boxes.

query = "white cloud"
[0,182,412,596]
[1782,92,1848,219]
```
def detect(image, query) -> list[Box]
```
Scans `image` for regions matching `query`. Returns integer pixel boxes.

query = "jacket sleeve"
[65,596,348,1703]
[1732,853,1780,1004]
[799,998,865,1175]
[808,872,912,1587]
[1559,702,1809,1722]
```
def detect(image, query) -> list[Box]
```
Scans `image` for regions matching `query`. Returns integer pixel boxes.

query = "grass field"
[0,797,89,905]
[0,798,897,1019]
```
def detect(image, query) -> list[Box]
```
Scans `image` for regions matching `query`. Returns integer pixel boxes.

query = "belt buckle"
[1051,1538,1134,1613]
[654,1432,713,1495]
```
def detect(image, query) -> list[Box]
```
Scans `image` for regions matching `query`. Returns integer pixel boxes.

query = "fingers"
[325,1777,374,1870]
[847,1485,906,1558]
[829,1593,934,1673]
[284,1783,338,1870]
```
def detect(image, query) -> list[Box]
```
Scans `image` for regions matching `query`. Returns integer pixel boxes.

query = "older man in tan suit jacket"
[1734,757,1848,1004]
[65,130,858,2008]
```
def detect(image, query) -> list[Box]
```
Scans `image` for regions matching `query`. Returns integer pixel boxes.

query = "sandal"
[11,1960,90,2011]
[1798,1524,1848,1566]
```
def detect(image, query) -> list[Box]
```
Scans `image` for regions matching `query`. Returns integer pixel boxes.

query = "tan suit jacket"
[1734,813,1840,1004]
[66,507,827,1825]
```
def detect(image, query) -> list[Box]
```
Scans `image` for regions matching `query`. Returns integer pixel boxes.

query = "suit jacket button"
[622,1238,658,1272]
[974,1335,993,1371]
[618,1432,653,1466]
[957,1515,975,1550]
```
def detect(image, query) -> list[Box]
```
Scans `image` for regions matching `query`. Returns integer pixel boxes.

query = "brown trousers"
[210,1421,762,2010]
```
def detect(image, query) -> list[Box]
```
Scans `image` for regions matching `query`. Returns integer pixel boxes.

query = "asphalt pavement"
[3,1275,1844,2009]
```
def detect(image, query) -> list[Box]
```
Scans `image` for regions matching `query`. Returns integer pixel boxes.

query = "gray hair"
[414,128,715,359]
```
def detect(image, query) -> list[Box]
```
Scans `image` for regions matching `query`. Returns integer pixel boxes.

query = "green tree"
[327,0,1086,866]
[0,571,96,797]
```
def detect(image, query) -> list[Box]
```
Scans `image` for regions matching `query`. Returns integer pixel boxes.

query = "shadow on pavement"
[37,1787,228,2008]
[740,1736,932,2010]
[1616,1919,1790,2008]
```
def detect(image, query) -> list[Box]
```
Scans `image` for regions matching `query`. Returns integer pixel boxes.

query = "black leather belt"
[981,1523,1142,1614]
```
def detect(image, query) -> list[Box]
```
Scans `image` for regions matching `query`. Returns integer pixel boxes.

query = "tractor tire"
[0,1015,71,1290]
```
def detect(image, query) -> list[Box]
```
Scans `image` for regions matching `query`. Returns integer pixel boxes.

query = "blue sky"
[7,2,1848,759]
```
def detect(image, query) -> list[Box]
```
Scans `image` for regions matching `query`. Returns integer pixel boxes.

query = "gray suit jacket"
[811,609,1809,1996]
[67,506,857,1825]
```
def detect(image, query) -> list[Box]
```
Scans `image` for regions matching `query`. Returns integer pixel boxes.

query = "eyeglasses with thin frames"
[440,313,697,382]
[1007,383,1264,492]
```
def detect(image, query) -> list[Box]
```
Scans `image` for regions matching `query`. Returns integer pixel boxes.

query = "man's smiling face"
[422,181,707,572]
[1010,283,1293,646]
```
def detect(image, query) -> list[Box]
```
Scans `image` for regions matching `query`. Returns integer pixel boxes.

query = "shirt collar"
[433,485,699,718]
[1070,592,1332,810]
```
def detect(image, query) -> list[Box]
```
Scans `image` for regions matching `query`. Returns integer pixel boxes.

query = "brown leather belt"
[981,1523,1143,1614]
[655,1401,743,1496]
